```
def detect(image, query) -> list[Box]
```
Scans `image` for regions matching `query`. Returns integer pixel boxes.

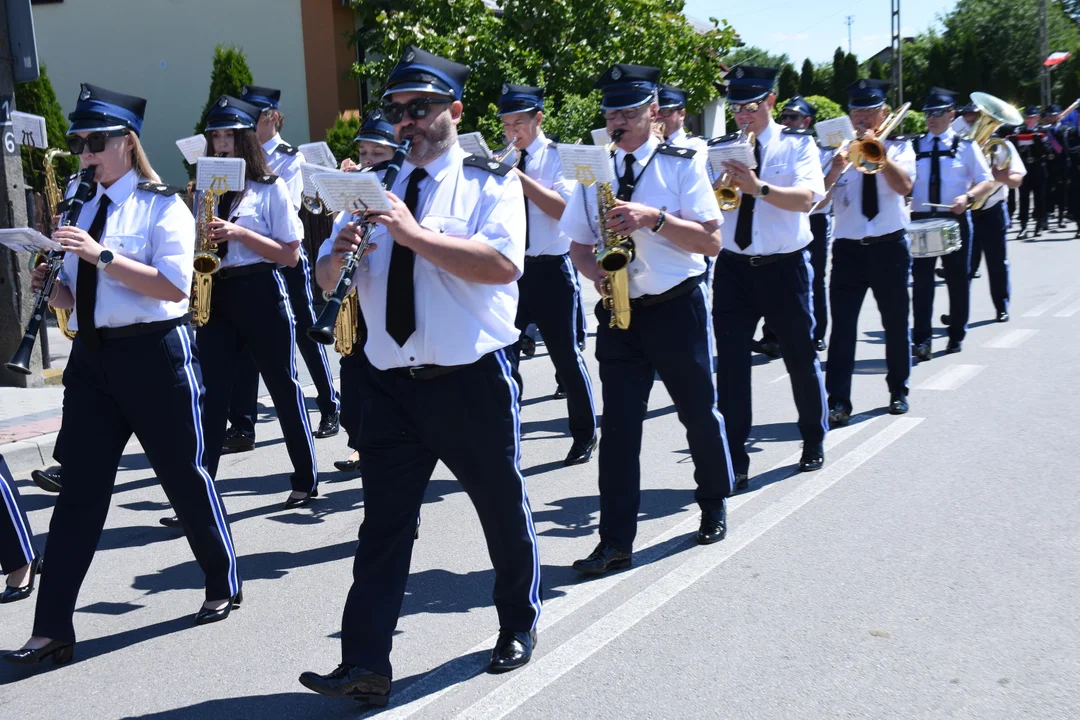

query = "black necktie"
[733,142,762,250]
[862,173,879,221]
[517,150,530,249]
[215,190,235,258]
[928,136,942,206]
[617,153,636,201]
[386,168,427,346]
[76,195,111,351]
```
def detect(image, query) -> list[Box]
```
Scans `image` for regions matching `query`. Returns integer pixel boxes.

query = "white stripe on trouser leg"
[698,282,737,489]
[570,262,587,339]
[495,348,543,626]
[0,474,34,565]
[563,256,596,421]
[176,326,239,595]
[802,250,830,437]
[273,268,319,489]
[297,249,339,411]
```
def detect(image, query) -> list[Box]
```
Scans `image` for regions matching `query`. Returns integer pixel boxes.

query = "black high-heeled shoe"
[3,639,73,665]
[283,489,318,510]
[0,556,40,604]
[195,589,243,626]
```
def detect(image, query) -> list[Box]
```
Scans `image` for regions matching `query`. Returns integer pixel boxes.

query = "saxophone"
[190,187,222,327]
[595,129,633,330]
[41,148,76,340]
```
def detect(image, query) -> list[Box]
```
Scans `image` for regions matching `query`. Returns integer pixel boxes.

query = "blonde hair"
[129,133,161,184]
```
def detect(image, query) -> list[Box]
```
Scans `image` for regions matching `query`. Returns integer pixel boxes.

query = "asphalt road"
[2,224,1078,719]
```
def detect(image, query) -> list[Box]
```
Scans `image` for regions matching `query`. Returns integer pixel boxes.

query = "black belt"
[721,248,803,267]
[524,253,567,264]
[217,263,277,280]
[971,201,1004,217]
[388,362,470,381]
[836,230,906,246]
[631,273,704,308]
[97,314,190,341]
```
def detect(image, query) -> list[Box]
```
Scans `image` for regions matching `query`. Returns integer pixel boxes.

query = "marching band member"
[710,68,827,492]
[500,82,598,465]
[778,96,831,350]
[825,79,916,425]
[562,63,735,574]
[657,84,708,153]
[951,102,981,137]
[1,455,39,604]
[340,113,398,173]
[971,134,1025,322]
[301,46,541,705]
[910,87,994,360]
[1008,107,1052,239]
[5,85,240,667]
[219,86,340,456]
[1042,104,1071,229]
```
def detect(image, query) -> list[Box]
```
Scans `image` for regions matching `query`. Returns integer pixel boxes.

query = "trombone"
[714,123,755,211]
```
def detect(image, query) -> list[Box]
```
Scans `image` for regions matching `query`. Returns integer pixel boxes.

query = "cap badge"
[488,161,500,170]
[219,97,229,108]
[80,87,91,101]
[735,68,744,79]
[859,80,867,89]
[611,66,623,80]
[501,83,509,95]
[404,50,415,62]
[241,86,249,96]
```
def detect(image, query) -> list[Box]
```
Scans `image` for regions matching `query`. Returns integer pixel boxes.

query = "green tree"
[14,65,78,196]
[829,47,847,104]
[325,114,362,167]
[194,45,254,137]
[803,94,844,122]
[722,45,790,71]
[799,58,816,96]
[777,64,799,102]
[868,58,887,81]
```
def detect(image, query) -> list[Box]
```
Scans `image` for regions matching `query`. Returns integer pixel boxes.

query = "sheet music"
[0,227,59,254]
[11,112,46,148]
[458,132,491,158]
[195,157,245,192]
[175,134,207,164]
[300,162,341,198]
[707,142,757,177]
[590,128,611,147]
[312,171,392,213]
[298,141,336,168]
[556,144,614,186]
[814,116,857,148]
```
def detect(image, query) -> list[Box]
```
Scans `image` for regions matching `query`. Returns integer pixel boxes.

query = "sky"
[683,0,958,65]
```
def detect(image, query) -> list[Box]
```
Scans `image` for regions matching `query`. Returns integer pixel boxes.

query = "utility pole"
[845,15,854,56]
[1039,0,1051,107]
[890,0,903,106]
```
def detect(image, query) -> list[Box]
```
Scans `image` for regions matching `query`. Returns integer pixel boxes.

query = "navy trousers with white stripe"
[912,211,973,345]
[198,268,318,493]
[594,283,734,553]
[509,255,596,443]
[971,203,1011,314]
[34,328,239,642]
[227,248,339,438]
[0,455,36,575]
[341,349,541,678]
[712,250,828,476]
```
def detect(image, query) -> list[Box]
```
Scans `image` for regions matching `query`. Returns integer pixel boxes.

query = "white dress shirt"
[831,138,917,240]
[812,144,834,215]
[715,120,825,255]
[666,127,714,182]
[980,139,1026,210]
[519,131,576,257]
[318,142,526,370]
[560,135,720,298]
[910,129,993,213]
[262,133,306,210]
[59,169,195,330]
[217,176,304,269]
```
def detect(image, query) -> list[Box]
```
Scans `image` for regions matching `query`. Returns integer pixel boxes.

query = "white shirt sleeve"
[318,211,354,262]
[965,140,994,185]
[1006,140,1027,177]
[890,139,917,182]
[560,183,602,247]
[266,178,303,245]
[793,137,826,203]
[679,156,723,225]
[149,194,196,294]
[466,174,526,277]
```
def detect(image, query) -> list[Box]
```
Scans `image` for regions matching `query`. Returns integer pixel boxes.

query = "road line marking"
[1053,296,1080,318]
[1022,288,1079,317]
[455,418,924,720]
[915,364,985,391]
[983,329,1039,349]
[769,372,789,384]
[378,417,882,719]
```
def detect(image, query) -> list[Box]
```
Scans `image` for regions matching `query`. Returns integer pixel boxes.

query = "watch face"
[99,250,114,264]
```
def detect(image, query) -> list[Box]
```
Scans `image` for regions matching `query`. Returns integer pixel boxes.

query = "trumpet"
[714,123,755,212]
[491,137,519,163]
[966,92,1023,211]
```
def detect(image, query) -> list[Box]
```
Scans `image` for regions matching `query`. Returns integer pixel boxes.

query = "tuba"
[40,149,77,340]
[595,128,632,330]
[967,92,1024,211]
[189,180,226,327]
[714,123,755,211]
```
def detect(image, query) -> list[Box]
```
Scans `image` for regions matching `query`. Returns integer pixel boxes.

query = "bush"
[771,94,845,123]
[325,113,362,166]
[14,65,78,194]
[188,45,253,177]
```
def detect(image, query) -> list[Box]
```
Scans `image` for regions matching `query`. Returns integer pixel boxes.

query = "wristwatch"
[965,192,975,206]
[756,183,771,198]
[96,249,115,271]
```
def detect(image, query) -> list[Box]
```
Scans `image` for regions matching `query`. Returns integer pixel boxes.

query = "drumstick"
[922,202,956,209]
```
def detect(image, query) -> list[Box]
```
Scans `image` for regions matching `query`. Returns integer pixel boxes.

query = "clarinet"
[308,138,412,345]
[7,166,98,374]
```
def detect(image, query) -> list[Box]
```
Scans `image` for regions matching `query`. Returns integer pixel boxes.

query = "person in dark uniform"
[500,82,598,465]
[4,84,241,668]
[219,85,341,455]
[0,455,40,604]
[778,95,832,351]
[561,63,735,574]
[1042,103,1071,229]
[970,134,1026,322]
[824,79,916,425]
[709,70,827,492]
[909,87,994,360]
[1008,107,1052,239]
[301,46,541,706]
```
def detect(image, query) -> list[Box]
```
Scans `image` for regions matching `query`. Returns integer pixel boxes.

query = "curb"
[0,432,59,475]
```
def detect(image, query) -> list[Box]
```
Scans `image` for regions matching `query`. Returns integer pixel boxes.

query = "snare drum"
[908,218,961,258]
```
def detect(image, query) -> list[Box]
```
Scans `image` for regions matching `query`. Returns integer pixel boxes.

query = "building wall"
[300,0,362,136]
[32,0,311,185]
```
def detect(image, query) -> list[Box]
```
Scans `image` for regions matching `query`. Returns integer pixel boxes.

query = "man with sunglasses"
[909,87,994,361]
[561,63,734,575]
[824,79,916,426]
[709,68,827,492]
[302,46,540,706]
[1008,107,1053,239]
[657,84,708,154]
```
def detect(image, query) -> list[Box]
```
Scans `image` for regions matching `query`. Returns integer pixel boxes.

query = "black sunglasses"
[926,108,952,118]
[380,98,451,124]
[779,113,804,122]
[66,130,129,155]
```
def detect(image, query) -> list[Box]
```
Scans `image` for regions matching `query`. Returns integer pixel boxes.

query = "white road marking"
[1022,288,1079,317]
[983,329,1039,349]
[455,417,924,720]
[915,364,986,391]
[769,372,790,384]
[378,417,883,719]
[1053,296,1080,318]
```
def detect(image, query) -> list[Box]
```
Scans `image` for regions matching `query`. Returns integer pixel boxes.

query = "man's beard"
[403,114,456,165]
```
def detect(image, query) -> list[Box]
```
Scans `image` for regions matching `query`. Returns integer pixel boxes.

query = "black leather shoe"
[828,402,850,428]
[971,270,982,279]
[489,629,537,673]
[564,435,597,466]
[696,503,727,545]
[946,339,962,354]
[889,393,909,415]
[159,515,181,528]
[0,557,40,604]
[284,490,318,510]
[552,383,567,399]
[578,339,587,352]
[3,639,74,665]
[935,267,946,279]
[815,339,827,352]
[333,456,362,472]
[315,412,340,439]
[521,335,536,358]
[996,310,1010,323]
[940,313,951,325]
[733,472,749,493]
[572,542,632,575]
[195,589,243,626]
[759,340,781,358]
[30,467,61,493]
[221,427,255,455]
[798,443,824,472]
[299,664,391,705]
[912,342,932,362]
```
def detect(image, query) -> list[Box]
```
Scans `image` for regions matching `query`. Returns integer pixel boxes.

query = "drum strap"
[914,135,961,160]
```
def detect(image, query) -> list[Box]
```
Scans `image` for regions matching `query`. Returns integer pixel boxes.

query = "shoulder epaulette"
[887,134,911,142]
[782,127,813,137]
[708,132,740,146]
[656,143,696,159]
[254,173,280,185]
[137,181,185,197]
[463,154,512,176]
[275,143,298,156]
[957,137,974,143]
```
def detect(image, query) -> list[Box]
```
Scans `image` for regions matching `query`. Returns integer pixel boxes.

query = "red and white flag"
[1045,52,1071,67]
